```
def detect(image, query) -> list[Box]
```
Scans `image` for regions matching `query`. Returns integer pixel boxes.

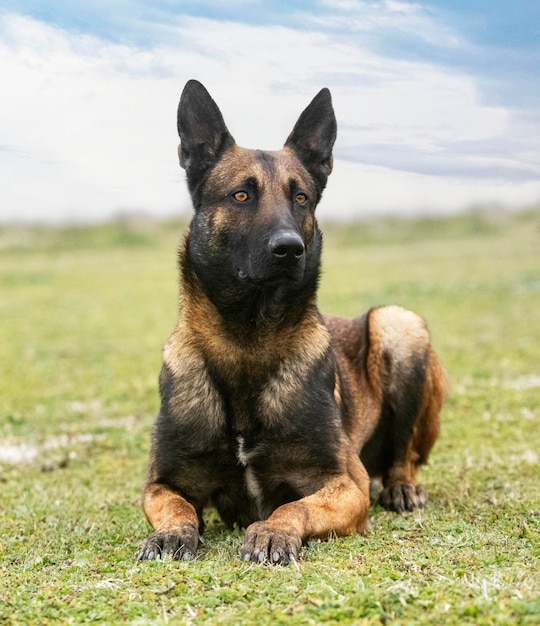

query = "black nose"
[268,231,305,261]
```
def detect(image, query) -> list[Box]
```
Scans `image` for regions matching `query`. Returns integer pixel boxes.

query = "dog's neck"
[179,231,322,344]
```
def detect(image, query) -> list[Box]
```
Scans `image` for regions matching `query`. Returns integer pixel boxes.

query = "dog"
[137,80,447,565]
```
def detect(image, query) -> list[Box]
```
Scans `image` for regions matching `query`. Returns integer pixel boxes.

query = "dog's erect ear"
[177,80,235,187]
[285,88,337,195]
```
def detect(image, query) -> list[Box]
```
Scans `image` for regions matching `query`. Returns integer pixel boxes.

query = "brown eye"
[233,191,249,202]
[295,193,308,205]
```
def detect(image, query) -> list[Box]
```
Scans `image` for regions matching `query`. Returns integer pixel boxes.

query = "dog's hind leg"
[362,306,447,513]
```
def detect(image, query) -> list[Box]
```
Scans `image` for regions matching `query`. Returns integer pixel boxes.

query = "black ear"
[285,88,337,195]
[177,80,235,190]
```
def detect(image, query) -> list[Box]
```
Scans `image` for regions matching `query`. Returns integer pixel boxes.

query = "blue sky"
[1,0,539,222]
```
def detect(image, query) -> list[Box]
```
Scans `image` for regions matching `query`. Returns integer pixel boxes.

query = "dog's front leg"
[241,455,370,565]
[137,482,200,561]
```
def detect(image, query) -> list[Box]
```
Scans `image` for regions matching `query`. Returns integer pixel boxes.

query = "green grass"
[1,209,539,624]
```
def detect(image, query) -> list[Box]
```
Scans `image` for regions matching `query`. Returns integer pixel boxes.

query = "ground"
[0,210,539,624]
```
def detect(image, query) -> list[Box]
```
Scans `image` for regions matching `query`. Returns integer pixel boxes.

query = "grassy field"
[1,209,539,624]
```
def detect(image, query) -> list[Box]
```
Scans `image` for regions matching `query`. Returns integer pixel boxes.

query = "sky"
[0,0,539,223]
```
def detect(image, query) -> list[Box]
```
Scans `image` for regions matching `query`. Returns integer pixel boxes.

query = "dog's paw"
[241,521,301,566]
[136,525,199,562]
[380,482,428,513]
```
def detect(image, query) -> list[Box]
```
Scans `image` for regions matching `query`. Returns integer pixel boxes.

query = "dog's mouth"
[236,266,304,285]
[235,229,307,286]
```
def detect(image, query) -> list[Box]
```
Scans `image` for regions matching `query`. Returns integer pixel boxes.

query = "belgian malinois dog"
[137,80,447,565]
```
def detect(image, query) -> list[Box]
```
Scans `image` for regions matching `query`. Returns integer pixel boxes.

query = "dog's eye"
[233,191,249,203]
[295,193,308,205]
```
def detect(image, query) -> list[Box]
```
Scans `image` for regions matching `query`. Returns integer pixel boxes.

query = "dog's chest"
[235,435,251,466]
[219,377,302,463]
[212,353,315,434]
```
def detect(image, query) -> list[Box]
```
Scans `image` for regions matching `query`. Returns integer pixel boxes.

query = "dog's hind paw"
[136,525,199,562]
[380,482,428,513]
[241,521,301,566]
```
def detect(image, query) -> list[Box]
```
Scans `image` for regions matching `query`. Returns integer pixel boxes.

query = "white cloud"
[0,10,538,223]
[324,161,540,219]
[0,14,185,222]
[319,0,462,47]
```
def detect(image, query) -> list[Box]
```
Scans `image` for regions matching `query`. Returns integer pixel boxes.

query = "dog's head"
[177,79,336,293]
